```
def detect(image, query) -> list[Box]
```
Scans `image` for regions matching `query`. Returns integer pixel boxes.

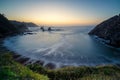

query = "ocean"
[3,26,120,68]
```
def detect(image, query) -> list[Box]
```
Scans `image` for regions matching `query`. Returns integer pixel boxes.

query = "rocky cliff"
[89,14,120,47]
[0,14,28,38]
[10,20,39,27]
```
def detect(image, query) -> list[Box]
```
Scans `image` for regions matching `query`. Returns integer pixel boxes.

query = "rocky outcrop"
[45,63,56,69]
[89,14,120,47]
[0,14,28,38]
[10,20,39,27]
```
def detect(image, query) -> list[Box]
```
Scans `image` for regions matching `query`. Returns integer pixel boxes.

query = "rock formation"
[89,14,120,47]
[0,14,28,38]
[10,20,39,27]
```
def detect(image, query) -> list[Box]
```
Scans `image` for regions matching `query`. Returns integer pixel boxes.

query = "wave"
[3,27,120,68]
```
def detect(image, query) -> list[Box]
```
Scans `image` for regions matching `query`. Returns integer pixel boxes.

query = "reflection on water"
[3,27,120,67]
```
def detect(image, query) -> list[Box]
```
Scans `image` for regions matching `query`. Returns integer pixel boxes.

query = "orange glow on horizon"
[1,0,120,26]
[9,15,100,26]
[8,5,102,26]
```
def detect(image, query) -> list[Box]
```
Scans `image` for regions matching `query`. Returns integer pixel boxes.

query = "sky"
[0,0,120,26]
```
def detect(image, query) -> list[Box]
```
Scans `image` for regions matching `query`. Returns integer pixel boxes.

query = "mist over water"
[3,26,120,67]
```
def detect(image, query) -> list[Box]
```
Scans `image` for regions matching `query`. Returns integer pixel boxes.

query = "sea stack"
[89,14,120,47]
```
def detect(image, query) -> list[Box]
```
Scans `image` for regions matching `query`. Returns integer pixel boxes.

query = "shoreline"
[0,38,57,69]
[1,36,120,80]
[1,37,120,70]
[91,35,120,49]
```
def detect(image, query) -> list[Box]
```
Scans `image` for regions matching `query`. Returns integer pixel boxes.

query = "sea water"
[3,26,120,67]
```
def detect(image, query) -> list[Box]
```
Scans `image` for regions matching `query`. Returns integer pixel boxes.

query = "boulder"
[34,60,44,66]
[45,63,56,69]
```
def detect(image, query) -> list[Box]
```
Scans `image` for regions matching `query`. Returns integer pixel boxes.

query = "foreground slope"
[0,53,49,80]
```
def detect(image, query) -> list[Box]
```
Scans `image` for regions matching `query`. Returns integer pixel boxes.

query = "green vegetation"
[0,53,49,80]
[28,63,120,80]
[1,51,120,80]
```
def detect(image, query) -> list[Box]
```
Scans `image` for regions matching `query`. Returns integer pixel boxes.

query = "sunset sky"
[0,0,120,26]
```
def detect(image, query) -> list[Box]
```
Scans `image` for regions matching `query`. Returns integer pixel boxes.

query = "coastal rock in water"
[45,63,56,69]
[34,60,44,66]
[89,14,120,47]
[12,54,21,59]
[16,57,30,64]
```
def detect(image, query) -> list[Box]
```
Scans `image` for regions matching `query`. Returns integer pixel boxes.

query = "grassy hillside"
[28,63,120,80]
[0,44,120,80]
[0,53,49,80]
